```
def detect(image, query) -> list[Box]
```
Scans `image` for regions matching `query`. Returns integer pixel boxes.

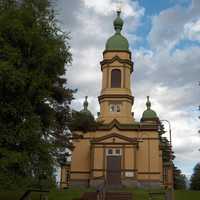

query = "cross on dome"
[83,96,88,110]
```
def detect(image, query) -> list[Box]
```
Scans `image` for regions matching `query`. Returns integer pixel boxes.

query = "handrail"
[19,189,49,200]
[97,180,107,200]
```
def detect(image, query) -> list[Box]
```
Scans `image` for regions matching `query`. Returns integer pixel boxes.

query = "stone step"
[105,192,132,200]
[73,191,132,200]
[82,192,98,200]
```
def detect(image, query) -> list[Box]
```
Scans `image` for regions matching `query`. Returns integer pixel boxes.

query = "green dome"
[113,12,123,31]
[141,96,158,121]
[142,109,157,119]
[106,34,129,51]
[105,11,129,51]
[80,96,93,117]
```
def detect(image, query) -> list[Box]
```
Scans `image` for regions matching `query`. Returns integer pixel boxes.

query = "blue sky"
[56,0,200,178]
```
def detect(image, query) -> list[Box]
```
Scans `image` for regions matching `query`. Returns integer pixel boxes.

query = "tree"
[173,165,187,190]
[190,163,200,190]
[158,122,175,164]
[68,110,101,133]
[199,82,200,152]
[0,0,75,189]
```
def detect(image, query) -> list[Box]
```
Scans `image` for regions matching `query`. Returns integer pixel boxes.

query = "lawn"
[1,187,200,200]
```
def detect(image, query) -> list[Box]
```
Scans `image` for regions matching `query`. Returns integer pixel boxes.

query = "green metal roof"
[105,11,129,51]
[141,96,158,120]
[142,109,157,119]
[80,96,93,117]
[106,34,129,51]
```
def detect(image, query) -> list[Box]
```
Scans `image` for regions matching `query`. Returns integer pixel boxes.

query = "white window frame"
[109,104,121,113]
[106,148,122,156]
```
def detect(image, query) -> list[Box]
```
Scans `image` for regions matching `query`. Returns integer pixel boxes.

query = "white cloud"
[184,19,200,41]
[81,0,144,18]
[148,5,187,50]
[148,0,200,50]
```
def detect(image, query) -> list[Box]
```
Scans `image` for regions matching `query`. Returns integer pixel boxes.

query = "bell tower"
[98,10,134,124]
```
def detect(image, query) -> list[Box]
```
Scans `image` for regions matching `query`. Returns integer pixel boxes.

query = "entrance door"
[107,156,121,185]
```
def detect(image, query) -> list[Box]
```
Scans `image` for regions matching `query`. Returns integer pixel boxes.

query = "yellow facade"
[61,11,173,189]
[68,128,164,188]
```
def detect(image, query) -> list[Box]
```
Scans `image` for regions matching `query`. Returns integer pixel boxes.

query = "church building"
[61,10,173,189]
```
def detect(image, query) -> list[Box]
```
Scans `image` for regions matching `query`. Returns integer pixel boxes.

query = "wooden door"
[107,156,121,185]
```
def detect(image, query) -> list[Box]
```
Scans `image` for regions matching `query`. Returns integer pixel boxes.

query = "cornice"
[100,55,134,73]
[98,119,159,131]
[98,94,134,105]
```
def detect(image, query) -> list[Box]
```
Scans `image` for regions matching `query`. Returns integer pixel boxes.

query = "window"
[108,149,113,155]
[116,105,120,112]
[109,104,121,113]
[106,148,121,156]
[111,69,121,88]
[115,149,121,155]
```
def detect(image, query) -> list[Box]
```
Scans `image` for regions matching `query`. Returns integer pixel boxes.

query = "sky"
[55,0,200,178]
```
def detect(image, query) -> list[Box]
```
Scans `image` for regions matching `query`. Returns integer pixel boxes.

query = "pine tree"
[158,122,175,163]
[173,165,187,190]
[190,163,200,190]
[0,0,75,189]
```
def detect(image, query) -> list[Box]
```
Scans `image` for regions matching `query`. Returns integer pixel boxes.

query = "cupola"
[141,96,158,122]
[105,10,129,51]
[80,96,93,118]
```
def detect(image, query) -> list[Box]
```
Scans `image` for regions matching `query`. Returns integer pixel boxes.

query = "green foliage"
[68,110,101,133]
[158,122,175,163]
[173,165,187,190]
[158,122,186,190]
[190,163,200,190]
[0,0,75,189]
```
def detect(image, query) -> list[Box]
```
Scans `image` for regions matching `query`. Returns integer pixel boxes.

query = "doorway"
[106,148,121,186]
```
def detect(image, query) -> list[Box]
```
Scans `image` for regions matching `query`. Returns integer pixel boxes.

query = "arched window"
[111,69,121,88]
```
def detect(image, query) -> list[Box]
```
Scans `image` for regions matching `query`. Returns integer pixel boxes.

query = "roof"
[105,10,129,51]
[141,96,158,122]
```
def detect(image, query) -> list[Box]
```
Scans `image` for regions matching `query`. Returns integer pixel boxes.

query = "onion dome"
[80,96,93,117]
[141,96,158,122]
[105,10,129,51]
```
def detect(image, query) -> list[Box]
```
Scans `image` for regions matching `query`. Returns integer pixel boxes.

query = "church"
[61,10,173,189]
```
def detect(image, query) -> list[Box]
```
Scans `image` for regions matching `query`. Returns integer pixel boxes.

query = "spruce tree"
[190,163,200,190]
[0,0,74,189]
[173,165,186,190]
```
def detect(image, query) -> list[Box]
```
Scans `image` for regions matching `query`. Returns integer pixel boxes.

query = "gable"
[91,133,137,144]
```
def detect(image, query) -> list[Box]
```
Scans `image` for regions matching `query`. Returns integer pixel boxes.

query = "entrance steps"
[105,192,132,200]
[73,191,132,200]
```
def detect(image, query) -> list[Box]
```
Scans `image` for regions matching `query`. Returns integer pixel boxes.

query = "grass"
[1,187,200,200]
[175,190,200,200]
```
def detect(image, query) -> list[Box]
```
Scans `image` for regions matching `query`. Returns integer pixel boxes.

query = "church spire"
[113,9,124,33]
[146,96,151,110]
[83,96,88,111]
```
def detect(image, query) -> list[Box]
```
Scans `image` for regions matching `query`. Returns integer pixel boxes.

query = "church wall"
[150,140,160,172]
[137,139,149,173]
[103,52,131,60]
[93,147,104,178]
[125,67,131,89]
[70,139,90,181]
[102,67,107,89]
[124,147,135,173]
[136,133,161,182]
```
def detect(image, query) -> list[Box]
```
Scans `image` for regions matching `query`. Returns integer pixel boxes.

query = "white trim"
[106,148,122,156]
